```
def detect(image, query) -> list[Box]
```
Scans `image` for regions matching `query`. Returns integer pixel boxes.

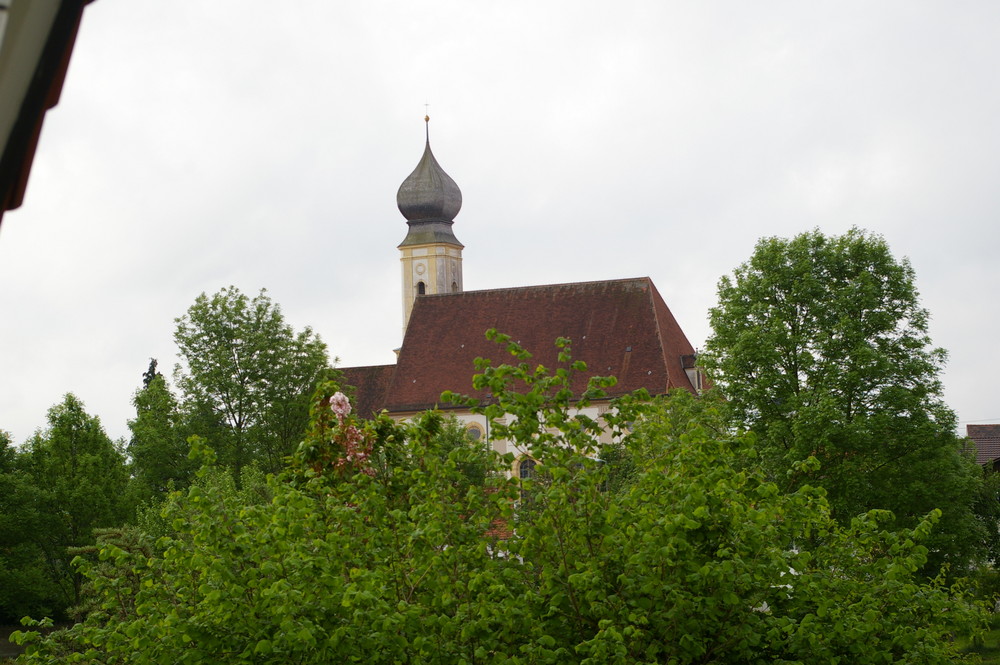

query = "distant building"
[967,424,1000,471]
[341,118,703,470]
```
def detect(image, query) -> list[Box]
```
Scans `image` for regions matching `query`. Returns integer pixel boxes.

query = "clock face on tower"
[415,263,426,275]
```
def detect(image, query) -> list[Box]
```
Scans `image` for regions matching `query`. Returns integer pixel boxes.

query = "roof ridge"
[339,363,396,371]
[643,281,674,389]
[415,276,653,299]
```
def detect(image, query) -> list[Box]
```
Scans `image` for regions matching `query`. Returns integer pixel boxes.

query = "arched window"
[452,281,459,292]
[518,458,536,480]
[517,457,537,504]
[417,281,426,295]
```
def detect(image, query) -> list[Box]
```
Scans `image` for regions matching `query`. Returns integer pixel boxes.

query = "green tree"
[15,336,986,664]
[0,431,65,623]
[173,286,331,475]
[701,228,990,573]
[127,373,196,497]
[15,395,132,612]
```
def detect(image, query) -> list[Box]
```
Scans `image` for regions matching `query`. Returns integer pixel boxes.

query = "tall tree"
[0,430,63,622]
[173,286,330,474]
[701,228,989,572]
[17,395,131,610]
[128,372,196,497]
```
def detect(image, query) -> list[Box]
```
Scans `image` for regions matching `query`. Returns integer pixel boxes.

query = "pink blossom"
[330,418,372,472]
[329,392,352,420]
[342,424,362,449]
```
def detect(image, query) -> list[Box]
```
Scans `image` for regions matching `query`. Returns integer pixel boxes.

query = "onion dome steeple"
[397,116,463,248]
[396,116,465,334]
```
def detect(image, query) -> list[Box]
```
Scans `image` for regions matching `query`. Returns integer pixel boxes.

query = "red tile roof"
[343,277,699,415]
[340,364,395,419]
[967,424,1000,466]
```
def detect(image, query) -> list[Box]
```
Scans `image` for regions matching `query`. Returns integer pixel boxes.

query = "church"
[341,119,703,472]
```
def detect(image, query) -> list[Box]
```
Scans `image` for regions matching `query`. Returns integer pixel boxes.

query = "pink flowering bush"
[327,392,370,470]
[329,391,351,419]
[291,384,375,476]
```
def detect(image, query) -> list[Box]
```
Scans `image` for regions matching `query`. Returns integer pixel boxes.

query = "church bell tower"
[396,117,464,334]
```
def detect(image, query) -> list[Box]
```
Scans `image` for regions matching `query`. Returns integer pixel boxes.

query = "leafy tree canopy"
[14,338,986,664]
[0,430,66,623]
[173,286,331,475]
[6,395,131,617]
[127,372,197,498]
[701,228,991,573]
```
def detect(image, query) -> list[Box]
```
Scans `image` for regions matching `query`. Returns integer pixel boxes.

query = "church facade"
[341,119,703,470]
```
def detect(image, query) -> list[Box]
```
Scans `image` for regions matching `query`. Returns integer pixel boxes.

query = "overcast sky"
[2,1,998,445]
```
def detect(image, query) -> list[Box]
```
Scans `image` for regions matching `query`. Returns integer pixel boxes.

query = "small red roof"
[967,424,1000,466]
[343,277,699,416]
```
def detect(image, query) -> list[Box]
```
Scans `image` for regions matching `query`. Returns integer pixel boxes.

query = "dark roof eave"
[0,0,94,227]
